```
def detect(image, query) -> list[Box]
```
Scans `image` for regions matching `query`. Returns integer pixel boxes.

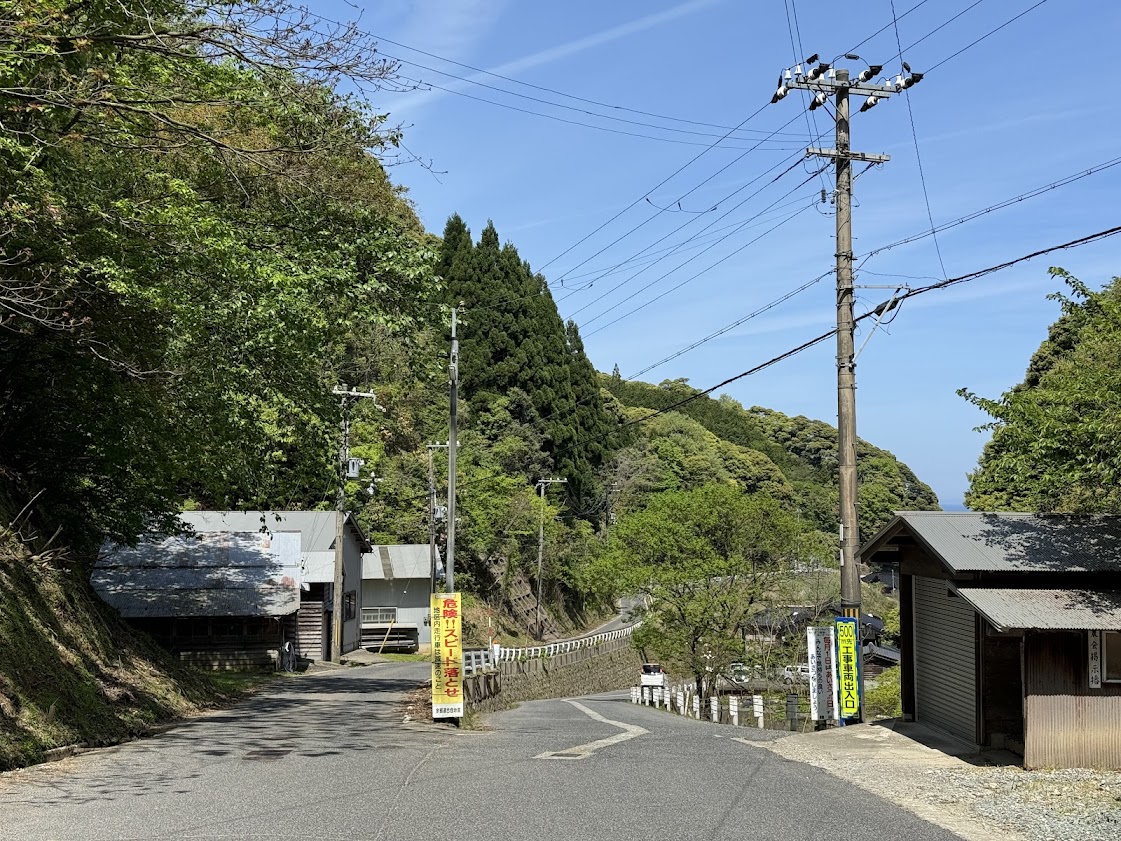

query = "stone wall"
[463,637,643,714]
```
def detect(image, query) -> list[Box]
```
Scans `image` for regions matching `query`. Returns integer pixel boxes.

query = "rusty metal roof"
[862,511,1121,572]
[954,587,1121,631]
[93,532,301,618]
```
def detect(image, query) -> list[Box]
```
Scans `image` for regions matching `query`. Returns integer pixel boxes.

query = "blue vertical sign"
[834,616,862,722]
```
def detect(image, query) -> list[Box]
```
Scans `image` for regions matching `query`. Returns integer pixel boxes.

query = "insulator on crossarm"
[857,64,883,83]
[809,91,828,111]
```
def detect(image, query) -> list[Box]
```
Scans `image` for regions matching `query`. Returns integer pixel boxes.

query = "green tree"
[589,484,806,697]
[962,269,1121,512]
[0,1,436,550]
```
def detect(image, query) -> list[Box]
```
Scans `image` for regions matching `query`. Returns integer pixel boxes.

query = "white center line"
[535,700,649,760]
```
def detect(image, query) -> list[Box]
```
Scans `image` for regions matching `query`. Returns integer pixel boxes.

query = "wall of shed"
[981,632,1023,749]
[361,579,431,645]
[1024,630,1121,770]
[341,538,362,654]
[127,616,286,669]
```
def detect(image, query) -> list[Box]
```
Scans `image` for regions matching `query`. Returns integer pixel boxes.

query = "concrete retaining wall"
[463,636,643,713]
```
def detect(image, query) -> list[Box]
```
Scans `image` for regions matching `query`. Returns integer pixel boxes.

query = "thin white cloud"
[389,0,721,115]
[396,0,509,62]
[490,0,722,77]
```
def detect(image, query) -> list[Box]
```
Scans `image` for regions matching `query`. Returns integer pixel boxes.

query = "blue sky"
[318,0,1120,510]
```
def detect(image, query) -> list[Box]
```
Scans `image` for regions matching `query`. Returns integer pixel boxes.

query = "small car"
[639,663,668,688]
[782,663,811,683]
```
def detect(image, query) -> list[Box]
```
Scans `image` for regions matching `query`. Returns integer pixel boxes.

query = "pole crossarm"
[785,80,897,98]
[807,148,890,163]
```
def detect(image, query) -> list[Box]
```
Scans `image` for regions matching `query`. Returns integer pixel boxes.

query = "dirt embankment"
[0,541,227,771]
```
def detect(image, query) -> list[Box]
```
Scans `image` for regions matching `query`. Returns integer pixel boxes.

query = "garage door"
[913,576,977,743]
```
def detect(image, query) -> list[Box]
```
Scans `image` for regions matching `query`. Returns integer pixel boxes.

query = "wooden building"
[179,510,369,661]
[93,531,301,669]
[861,512,1121,769]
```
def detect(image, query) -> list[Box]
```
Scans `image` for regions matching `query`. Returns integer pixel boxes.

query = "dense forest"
[1,1,946,765]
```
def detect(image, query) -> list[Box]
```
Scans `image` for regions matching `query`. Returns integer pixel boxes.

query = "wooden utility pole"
[446,307,459,594]
[331,384,379,662]
[427,442,448,596]
[774,54,921,711]
[535,477,566,639]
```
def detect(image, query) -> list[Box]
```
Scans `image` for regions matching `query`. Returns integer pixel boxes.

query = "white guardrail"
[462,624,636,675]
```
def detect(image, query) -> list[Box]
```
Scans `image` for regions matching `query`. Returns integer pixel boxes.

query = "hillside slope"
[0,541,223,771]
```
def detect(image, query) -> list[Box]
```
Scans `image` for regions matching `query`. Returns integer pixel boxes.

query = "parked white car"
[782,663,811,684]
[639,663,668,688]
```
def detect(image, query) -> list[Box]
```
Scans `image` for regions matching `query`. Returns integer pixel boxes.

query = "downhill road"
[0,663,960,841]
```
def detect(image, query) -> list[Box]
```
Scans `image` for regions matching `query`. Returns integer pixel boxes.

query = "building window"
[344,591,357,622]
[1106,631,1121,683]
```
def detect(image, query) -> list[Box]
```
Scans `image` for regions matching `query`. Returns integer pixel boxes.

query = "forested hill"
[601,375,940,539]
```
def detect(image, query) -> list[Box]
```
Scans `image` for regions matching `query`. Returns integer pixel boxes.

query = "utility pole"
[773,53,922,703]
[535,477,567,639]
[331,384,379,663]
[427,442,449,596]
[446,307,460,594]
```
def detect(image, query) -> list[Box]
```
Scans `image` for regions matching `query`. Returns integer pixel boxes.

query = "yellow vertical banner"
[835,617,862,719]
[431,592,464,718]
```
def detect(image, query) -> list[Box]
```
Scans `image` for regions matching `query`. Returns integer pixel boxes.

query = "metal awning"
[953,587,1121,631]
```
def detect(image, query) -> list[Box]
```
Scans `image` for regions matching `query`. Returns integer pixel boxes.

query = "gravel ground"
[766,731,1121,841]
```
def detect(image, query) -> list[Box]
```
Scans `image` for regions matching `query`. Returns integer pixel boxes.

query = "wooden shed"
[93,531,301,669]
[180,510,370,661]
[861,512,1121,769]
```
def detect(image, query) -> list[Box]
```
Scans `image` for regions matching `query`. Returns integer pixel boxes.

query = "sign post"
[835,616,862,723]
[808,626,837,723]
[432,592,464,719]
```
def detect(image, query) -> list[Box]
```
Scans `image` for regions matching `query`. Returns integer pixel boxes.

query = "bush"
[864,666,902,718]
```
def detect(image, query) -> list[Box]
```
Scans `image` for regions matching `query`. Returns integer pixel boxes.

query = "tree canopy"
[962,268,1121,512]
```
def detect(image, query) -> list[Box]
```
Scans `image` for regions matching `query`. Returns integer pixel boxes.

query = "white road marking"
[535,700,649,760]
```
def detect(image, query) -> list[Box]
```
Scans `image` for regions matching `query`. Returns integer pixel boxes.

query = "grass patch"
[0,540,236,771]
[377,652,430,663]
[203,671,281,697]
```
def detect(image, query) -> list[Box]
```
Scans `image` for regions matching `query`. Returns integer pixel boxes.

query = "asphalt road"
[0,664,962,841]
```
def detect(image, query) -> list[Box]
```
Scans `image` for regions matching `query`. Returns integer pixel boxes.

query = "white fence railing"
[462,624,636,675]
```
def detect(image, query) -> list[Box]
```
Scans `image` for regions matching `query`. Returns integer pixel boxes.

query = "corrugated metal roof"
[361,545,433,580]
[94,532,301,618]
[178,510,370,552]
[954,587,1121,631]
[867,511,1121,572]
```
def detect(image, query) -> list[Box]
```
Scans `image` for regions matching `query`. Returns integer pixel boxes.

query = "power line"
[359,30,805,138]
[382,51,806,144]
[550,113,815,289]
[890,0,948,280]
[624,271,832,381]
[536,103,778,275]
[856,152,1121,265]
[928,0,1052,73]
[583,202,818,335]
[565,155,817,319]
[579,173,825,333]
[395,75,805,151]
[618,224,1121,430]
